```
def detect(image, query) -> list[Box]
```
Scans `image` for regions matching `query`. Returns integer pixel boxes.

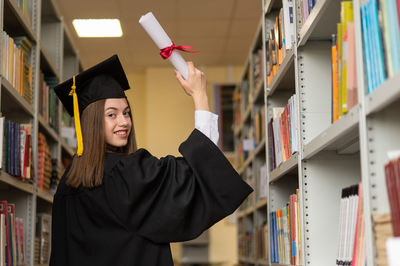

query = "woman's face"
[104,98,132,147]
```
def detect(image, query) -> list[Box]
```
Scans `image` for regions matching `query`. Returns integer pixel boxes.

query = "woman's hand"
[175,62,209,111]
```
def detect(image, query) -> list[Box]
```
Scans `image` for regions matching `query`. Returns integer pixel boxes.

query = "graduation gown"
[50,129,253,266]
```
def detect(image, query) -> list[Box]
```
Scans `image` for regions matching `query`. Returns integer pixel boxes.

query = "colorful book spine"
[268,95,298,171]
[384,157,400,236]
[269,191,301,265]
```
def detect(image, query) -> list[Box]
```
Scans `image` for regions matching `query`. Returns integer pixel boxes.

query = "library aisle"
[0,0,399,266]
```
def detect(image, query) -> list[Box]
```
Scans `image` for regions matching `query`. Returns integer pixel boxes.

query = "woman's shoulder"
[104,148,156,172]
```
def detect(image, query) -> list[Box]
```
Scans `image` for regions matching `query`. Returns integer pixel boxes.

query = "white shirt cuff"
[195,110,219,145]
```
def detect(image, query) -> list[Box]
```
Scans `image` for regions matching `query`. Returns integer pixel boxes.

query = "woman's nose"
[118,116,129,126]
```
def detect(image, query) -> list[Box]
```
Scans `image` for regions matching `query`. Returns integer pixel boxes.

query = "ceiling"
[53,0,262,72]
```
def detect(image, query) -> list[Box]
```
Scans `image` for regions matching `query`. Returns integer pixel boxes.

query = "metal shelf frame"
[235,0,399,265]
[0,0,79,265]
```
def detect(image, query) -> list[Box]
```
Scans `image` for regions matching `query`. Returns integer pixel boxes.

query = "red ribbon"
[160,42,198,59]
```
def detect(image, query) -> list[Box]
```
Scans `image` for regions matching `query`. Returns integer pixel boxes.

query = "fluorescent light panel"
[73,19,123,37]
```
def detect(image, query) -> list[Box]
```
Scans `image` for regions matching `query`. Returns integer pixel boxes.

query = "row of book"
[253,48,265,91]
[14,0,32,26]
[233,91,242,131]
[0,201,26,266]
[35,213,51,264]
[265,0,295,85]
[0,118,33,180]
[60,107,77,148]
[254,106,266,145]
[238,218,255,259]
[372,213,392,266]
[270,189,301,265]
[335,183,366,266]
[1,31,33,105]
[268,95,298,171]
[258,164,268,201]
[331,1,358,122]
[255,222,269,261]
[384,154,400,237]
[39,73,59,131]
[298,0,317,29]
[38,132,59,193]
[0,117,62,194]
[239,167,254,212]
[236,106,266,170]
[232,78,251,133]
[237,130,254,169]
[241,79,250,117]
[360,0,400,94]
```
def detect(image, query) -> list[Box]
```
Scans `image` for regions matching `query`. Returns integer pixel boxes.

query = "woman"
[50,55,252,266]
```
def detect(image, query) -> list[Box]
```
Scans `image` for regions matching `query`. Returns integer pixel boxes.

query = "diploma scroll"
[139,12,189,79]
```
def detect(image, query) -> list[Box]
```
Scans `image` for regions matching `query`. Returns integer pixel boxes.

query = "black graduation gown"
[50,129,253,266]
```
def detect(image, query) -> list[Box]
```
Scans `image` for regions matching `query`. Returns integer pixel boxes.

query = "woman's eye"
[107,113,116,118]
[123,111,130,116]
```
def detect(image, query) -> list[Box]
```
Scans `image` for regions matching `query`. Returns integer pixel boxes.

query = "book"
[340,1,354,114]
[352,183,366,266]
[346,22,358,110]
[0,117,4,169]
[0,201,9,266]
[0,213,5,266]
[385,156,400,236]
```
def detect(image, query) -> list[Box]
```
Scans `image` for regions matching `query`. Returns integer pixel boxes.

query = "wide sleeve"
[104,129,253,244]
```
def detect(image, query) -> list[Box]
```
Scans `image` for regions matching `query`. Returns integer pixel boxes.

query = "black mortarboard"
[54,54,131,156]
[54,54,130,117]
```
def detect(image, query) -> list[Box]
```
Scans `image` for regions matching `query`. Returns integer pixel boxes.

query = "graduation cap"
[54,54,131,157]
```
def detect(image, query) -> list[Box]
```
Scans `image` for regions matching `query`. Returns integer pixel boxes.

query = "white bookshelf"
[235,0,398,265]
[0,0,81,265]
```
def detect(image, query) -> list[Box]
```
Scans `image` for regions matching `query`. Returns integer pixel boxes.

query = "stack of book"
[266,0,295,86]
[336,183,366,266]
[331,1,358,122]
[360,0,400,94]
[270,189,301,265]
[253,48,265,91]
[255,221,269,261]
[267,95,298,171]
[372,214,393,266]
[298,0,317,28]
[240,167,254,211]
[233,91,242,130]
[254,107,266,146]
[239,219,254,259]
[38,133,52,192]
[241,79,250,115]
[36,213,51,264]
[0,201,26,266]
[0,118,33,180]
[39,73,59,131]
[34,237,40,264]
[1,32,33,104]
[258,164,268,201]
[14,0,31,24]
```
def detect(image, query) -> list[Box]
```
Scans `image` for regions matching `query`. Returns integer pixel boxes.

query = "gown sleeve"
[194,110,219,145]
[104,129,253,244]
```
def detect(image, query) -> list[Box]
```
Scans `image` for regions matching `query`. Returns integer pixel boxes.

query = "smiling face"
[104,98,132,147]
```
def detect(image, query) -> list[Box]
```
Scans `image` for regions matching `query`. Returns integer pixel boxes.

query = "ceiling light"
[72,19,123,37]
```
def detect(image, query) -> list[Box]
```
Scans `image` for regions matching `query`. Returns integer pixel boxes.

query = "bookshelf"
[0,0,80,265]
[235,0,400,265]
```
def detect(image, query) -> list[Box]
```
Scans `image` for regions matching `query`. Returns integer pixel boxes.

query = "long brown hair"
[66,98,137,188]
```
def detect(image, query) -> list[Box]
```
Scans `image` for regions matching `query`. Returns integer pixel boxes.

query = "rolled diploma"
[139,12,189,80]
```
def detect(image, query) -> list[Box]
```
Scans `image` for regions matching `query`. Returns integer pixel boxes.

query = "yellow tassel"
[69,76,83,156]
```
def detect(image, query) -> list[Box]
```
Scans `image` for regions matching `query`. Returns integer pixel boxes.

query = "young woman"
[50,55,252,266]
